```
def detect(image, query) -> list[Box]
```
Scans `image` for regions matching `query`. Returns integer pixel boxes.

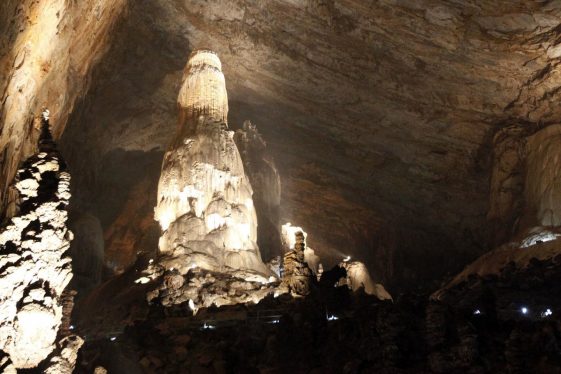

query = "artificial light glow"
[110,336,116,341]
[343,255,351,262]
[327,315,339,321]
[521,307,528,315]
[543,308,553,317]
[202,322,216,330]
[473,309,481,315]
[281,223,307,250]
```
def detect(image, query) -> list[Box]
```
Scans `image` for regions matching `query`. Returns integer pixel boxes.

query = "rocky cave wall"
[5,1,561,290]
[0,0,127,218]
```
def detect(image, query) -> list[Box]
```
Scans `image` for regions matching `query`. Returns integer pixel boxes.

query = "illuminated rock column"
[154,50,269,277]
[177,50,229,124]
[281,224,314,296]
[0,111,82,369]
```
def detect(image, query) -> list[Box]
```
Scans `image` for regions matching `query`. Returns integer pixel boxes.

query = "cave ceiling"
[4,0,561,288]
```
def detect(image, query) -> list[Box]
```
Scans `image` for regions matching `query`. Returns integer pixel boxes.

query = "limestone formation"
[147,267,282,313]
[281,223,320,277]
[340,261,392,301]
[148,50,284,311]
[234,121,282,261]
[0,0,127,216]
[522,125,561,229]
[155,49,269,278]
[44,335,84,374]
[281,226,313,297]
[0,111,81,369]
[177,50,229,124]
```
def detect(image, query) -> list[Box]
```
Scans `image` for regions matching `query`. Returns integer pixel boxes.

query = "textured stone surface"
[281,229,313,297]
[52,0,561,289]
[0,0,127,214]
[4,0,561,289]
[523,125,561,229]
[144,50,282,312]
[44,335,84,374]
[0,114,76,368]
[341,260,392,301]
[76,263,561,373]
[234,121,282,261]
[155,50,269,277]
[146,266,283,312]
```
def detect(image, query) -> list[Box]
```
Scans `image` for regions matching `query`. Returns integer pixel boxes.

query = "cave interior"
[2,1,561,373]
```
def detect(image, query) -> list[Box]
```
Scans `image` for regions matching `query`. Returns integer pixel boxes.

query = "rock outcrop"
[522,125,561,229]
[440,123,561,298]
[234,121,282,261]
[0,111,81,369]
[148,50,282,311]
[155,49,269,278]
[340,261,392,301]
[8,0,561,289]
[281,226,313,297]
[0,0,127,216]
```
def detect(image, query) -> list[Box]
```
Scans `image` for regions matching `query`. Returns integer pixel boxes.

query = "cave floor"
[74,257,561,374]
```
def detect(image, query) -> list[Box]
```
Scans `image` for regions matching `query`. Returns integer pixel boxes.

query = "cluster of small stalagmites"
[281,231,313,297]
[146,266,282,313]
[0,112,82,370]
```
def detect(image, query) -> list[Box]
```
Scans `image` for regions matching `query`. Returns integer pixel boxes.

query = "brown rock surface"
[3,1,561,288]
[0,0,127,214]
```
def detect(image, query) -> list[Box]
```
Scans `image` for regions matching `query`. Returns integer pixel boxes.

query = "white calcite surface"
[177,50,229,123]
[0,114,80,369]
[44,335,84,374]
[341,261,392,301]
[519,227,561,248]
[155,50,270,280]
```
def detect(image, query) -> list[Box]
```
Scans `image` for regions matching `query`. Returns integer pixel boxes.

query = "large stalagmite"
[154,49,269,278]
[0,111,82,370]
